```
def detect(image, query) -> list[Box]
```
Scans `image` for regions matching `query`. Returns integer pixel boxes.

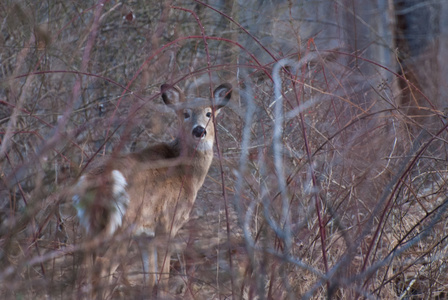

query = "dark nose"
[192,126,206,138]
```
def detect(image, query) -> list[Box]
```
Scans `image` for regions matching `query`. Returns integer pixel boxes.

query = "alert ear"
[213,83,232,110]
[161,84,185,107]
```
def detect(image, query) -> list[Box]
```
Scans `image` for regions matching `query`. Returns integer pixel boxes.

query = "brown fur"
[73,83,232,297]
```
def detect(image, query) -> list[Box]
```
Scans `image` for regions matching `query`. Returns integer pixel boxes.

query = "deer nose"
[192,126,206,138]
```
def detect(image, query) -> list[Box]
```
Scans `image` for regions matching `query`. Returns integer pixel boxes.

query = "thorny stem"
[180,6,236,298]
[272,60,294,297]
[59,0,107,132]
[301,41,329,276]
[361,123,448,284]
[272,57,329,296]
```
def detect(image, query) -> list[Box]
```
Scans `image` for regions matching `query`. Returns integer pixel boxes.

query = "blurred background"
[1,0,448,298]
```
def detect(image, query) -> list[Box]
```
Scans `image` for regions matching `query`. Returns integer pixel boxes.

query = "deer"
[72,82,232,297]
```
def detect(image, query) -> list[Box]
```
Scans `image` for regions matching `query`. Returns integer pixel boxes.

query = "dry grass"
[1,1,448,299]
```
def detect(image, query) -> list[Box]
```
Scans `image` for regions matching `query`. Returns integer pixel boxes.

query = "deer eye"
[183,111,190,119]
[206,112,212,118]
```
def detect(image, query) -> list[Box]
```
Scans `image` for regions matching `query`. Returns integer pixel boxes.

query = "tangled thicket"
[1,1,447,299]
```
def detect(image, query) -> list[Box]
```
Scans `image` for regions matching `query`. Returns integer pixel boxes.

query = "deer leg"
[89,239,129,299]
[137,235,158,295]
[157,243,172,295]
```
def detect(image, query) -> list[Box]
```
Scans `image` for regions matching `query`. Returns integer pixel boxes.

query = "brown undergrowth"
[1,1,447,299]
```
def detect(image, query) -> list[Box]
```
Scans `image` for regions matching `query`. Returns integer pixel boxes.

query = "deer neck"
[127,137,214,188]
[171,137,214,179]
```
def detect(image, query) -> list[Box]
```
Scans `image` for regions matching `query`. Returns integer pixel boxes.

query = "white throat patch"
[195,138,213,152]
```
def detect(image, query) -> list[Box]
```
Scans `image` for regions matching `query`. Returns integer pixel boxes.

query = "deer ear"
[213,83,232,109]
[161,84,185,107]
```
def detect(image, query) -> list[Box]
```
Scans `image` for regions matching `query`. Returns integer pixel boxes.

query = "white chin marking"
[195,139,213,151]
